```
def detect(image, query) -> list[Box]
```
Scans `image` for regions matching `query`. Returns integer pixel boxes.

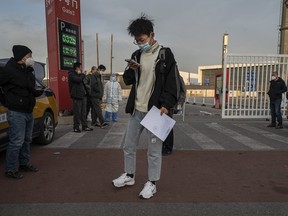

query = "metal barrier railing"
[222,54,288,118]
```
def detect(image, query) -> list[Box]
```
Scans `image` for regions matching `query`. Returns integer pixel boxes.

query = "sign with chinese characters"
[45,0,81,111]
[58,19,80,70]
[246,70,256,91]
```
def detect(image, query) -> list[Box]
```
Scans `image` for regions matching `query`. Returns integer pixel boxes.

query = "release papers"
[140,106,176,141]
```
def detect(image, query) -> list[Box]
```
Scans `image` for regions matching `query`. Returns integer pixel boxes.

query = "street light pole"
[96,33,99,67]
[110,34,113,75]
[220,33,229,110]
[222,33,229,70]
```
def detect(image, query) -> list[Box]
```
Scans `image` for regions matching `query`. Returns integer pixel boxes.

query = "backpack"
[158,47,186,111]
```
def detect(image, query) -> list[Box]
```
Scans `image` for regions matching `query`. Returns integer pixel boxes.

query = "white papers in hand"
[140,106,176,141]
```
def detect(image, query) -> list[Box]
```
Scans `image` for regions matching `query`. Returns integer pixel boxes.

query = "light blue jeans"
[6,110,34,172]
[123,110,162,181]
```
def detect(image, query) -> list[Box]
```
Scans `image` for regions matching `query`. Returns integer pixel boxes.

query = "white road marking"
[177,123,225,150]
[206,123,273,150]
[97,123,127,148]
[46,130,87,148]
[234,123,288,144]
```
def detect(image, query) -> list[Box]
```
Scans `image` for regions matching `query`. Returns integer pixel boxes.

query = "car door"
[0,92,9,151]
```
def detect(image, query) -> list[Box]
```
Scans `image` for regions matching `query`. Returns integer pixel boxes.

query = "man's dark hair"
[98,64,106,71]
[73,62,81,70]
[127,13,154,37]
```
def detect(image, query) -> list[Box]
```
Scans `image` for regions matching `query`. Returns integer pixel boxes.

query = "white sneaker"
[139,181,157,199]
[112,173,135,188]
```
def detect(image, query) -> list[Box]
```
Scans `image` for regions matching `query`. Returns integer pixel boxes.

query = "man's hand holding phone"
[125,59,140,70]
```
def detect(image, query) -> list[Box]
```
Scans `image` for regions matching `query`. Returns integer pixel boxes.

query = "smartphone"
[125,59,138,64]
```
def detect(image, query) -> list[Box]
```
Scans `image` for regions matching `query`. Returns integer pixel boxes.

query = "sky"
[0,0,282,73]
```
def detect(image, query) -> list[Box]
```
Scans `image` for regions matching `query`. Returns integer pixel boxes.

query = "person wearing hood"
[102,73,122,122]
[267,71,287,129]
[0,45,41,179]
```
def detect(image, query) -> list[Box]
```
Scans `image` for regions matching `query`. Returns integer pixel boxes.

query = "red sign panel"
[45,0,82,111]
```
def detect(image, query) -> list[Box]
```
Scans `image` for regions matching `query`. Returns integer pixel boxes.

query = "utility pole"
[279,0,288,54]
[219,33,229,109]
[96,33,99,67]
[222,33,229,70]
[110,34,113,75]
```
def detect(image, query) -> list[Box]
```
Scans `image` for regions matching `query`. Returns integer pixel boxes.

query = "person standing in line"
[162,124,173,155]
[163,75,186,156]
[85,69,94,122]
[267,71,287,129]
[102,73,122,122]
[84,65,108,129]
[112,14,178,199]
[0,45,42,179]
[68,62,93,132]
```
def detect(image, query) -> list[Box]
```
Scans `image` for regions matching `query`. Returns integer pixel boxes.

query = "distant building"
[179,71,198,85]
[198,65,222,88]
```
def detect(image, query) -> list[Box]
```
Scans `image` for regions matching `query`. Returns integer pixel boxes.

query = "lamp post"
[96,33,99,67]
[110,34,113,75]
[222,33,229,69]
[220,33,229,109]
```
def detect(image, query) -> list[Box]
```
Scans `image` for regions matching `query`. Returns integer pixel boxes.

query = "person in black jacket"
[68,62,93,132]
[0,45,41,179]
[83,65,108,129]
[267,71,287,129]
[112,14,178,199]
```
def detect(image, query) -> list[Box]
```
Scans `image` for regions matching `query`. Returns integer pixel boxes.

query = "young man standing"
[112,14,178,199]
[84,65,108,129]
[68,62,93,132]
[0,45,41,179]
[267,71,287,129]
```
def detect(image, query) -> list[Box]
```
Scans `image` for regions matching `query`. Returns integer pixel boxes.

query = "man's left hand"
[160,107,168,115]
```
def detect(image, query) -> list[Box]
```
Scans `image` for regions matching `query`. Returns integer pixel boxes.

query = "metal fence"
[222,54,288,119]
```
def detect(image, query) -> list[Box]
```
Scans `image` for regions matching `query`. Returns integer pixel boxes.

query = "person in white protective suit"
[102,73,122,122]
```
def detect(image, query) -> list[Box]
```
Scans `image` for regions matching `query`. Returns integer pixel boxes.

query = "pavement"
[1,100,288,216]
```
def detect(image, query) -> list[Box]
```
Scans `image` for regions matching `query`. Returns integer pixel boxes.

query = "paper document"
[140,106,176,141]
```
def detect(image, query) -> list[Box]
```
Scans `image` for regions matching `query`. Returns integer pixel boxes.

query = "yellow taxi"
[0,59,58,151]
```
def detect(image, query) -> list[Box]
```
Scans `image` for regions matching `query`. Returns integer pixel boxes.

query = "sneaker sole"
[139,188,157,199]
[112,180,135,188]
[5,173,24,179]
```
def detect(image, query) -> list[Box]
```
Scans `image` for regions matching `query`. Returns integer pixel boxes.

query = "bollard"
[211,98,216,108]
[193,97,197,105]
[201,97,206,106]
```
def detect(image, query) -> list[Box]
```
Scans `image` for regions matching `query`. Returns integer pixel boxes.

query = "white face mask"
[271,75,276,80]
[138,41,151,52]
[25,57,35,67]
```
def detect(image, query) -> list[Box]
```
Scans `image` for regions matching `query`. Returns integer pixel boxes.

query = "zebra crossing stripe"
[46,130,87,148]
[177,123,225,150]
[97,123,127,148]
[206,123,273,150]
[234,123,288,144]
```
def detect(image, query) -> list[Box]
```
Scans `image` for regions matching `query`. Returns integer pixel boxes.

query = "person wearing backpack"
[112,14,178,199]
[162,72,186,156]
